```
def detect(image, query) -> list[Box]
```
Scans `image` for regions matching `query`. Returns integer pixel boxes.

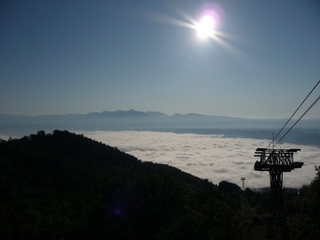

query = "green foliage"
[284,166,320,240]
[218,180,241,194]
[240,167,320,240]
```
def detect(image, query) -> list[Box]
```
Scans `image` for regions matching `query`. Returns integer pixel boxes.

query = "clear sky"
[1,0,320,118]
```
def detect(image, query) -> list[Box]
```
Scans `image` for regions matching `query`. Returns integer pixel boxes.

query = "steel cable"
[268,80,320,148]
[275,94,320,146]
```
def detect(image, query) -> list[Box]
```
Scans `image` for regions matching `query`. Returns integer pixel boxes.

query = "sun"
[196,15,216,39]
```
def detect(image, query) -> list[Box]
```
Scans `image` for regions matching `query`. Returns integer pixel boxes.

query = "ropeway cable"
[268,80,320,149]
[297,153,320,163]
[274,94,320,146]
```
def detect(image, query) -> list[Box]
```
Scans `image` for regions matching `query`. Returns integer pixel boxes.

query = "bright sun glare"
[196,15,215,39]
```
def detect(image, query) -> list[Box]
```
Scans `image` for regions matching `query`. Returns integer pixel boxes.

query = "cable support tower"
[254,148,303,239]
[241,177,246,190]
[252,81,320,239]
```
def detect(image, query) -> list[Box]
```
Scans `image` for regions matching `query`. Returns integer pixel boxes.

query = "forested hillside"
[0,130,319,239]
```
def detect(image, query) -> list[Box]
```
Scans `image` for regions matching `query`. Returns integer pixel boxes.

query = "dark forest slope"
[1,130,319,240]
[0,130,243,240]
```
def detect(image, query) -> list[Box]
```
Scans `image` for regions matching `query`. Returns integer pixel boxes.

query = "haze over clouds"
[80,131,320,189]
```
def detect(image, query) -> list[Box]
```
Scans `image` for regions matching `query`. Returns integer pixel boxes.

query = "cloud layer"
[80,131,320,189]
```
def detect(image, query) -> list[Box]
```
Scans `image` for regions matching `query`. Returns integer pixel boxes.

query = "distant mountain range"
[1,109,319,146]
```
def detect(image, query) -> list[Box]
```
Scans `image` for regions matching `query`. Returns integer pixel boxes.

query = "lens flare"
[195,3,225,40]
[196,15,216,39]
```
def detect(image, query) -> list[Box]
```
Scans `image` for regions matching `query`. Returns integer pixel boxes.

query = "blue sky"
[1,0,320,118]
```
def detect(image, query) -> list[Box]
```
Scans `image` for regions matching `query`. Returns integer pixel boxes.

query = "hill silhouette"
[1,130,319,239]
[0,130,244,239]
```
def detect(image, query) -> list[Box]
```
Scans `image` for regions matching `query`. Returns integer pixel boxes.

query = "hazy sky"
[1,0,320,118]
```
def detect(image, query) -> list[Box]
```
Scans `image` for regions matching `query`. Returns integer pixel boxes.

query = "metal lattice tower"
[254,148,303,240]
[241,177,245,190]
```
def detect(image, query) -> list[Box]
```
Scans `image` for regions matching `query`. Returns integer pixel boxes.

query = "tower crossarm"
[254,148,303,172]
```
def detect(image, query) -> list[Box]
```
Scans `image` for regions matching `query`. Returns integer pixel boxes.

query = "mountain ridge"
[2,109,320,120]
[1,110,319,146]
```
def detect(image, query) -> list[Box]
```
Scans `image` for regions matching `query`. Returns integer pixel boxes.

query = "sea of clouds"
[1,131,318,189]
[79,131,320,189]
